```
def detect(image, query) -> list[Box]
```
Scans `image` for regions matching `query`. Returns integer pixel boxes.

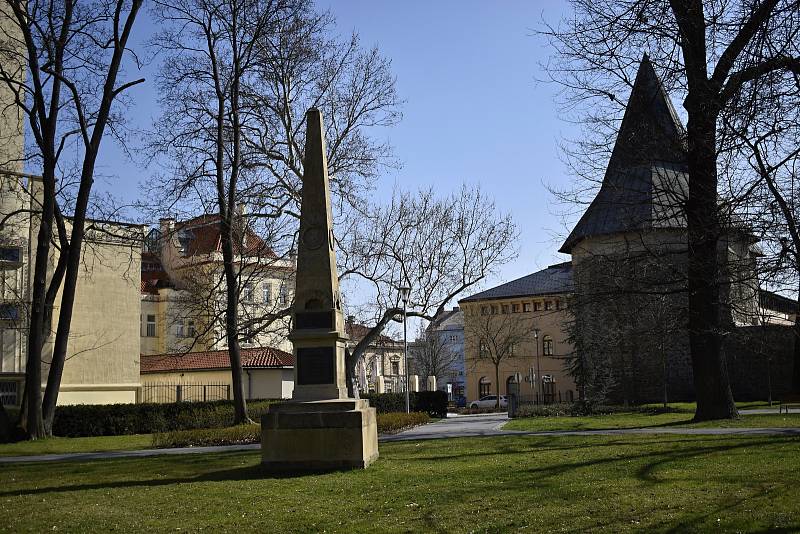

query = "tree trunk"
[685,101,737,421]
[792,278,800,392]
[0,403,12,443]
[24,172,56,440]
[42,196,91,434]
[495,362,500,410]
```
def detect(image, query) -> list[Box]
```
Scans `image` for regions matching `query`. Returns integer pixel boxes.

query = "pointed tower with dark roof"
[560,55,689,254]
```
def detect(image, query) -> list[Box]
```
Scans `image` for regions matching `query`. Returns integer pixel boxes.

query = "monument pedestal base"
[261,399,378,472]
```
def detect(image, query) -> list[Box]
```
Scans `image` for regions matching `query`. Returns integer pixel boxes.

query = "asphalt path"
[2,410,799,464]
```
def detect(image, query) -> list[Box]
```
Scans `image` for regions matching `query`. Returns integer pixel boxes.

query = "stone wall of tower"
[570,232,694,404]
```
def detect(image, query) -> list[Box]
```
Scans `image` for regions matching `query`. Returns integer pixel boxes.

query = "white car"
[469,395,508,409]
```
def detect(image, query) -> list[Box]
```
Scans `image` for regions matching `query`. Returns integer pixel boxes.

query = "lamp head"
[399,285,411,303]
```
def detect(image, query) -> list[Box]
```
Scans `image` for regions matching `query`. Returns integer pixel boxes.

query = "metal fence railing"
[507,382,576,418]
[140,383,231,404]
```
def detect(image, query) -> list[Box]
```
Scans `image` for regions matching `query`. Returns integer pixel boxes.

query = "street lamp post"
[533,328,540,404]
[399,284,411,414]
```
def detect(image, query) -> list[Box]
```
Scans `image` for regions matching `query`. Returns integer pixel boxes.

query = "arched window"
[542,335,554,356]
[479,376,491,397]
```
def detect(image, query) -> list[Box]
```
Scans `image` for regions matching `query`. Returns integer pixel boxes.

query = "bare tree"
[339,185,518,397]
[0,0,143,438]
[149,0,299,424]
[409,323,460,386]
[540,0,800,420]
[148,0,401,416]
[465,310,534,409]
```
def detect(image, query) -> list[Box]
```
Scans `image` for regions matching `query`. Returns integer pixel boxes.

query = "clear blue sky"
[98,0,581,292]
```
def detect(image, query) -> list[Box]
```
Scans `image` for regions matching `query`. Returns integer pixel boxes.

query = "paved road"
[382,412,800,442]
[3,411,800,465]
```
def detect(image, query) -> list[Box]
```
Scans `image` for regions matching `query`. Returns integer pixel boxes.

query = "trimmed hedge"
[152,424,261,449]
[52,400,277,437]
[377,412,430,434]
[151,411,430,448]
[362,391,447,418]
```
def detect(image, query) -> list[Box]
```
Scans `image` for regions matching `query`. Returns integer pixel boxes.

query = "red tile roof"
[173,214,276,258]
[141,346,294,373]
[140,252,172,295]
[345,321,399,345]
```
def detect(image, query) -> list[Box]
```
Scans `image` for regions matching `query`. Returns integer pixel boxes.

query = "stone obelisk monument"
[261,108,379,472]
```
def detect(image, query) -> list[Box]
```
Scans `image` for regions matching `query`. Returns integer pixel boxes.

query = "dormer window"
[177,229,193,253]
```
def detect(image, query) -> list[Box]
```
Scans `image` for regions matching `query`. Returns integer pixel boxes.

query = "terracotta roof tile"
[174,214,276,258]
[141,346,294,373]
[345,321,399,345]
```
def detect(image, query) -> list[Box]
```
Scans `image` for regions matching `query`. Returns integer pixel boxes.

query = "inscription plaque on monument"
[296,347,335,384]
[295,311,334,330]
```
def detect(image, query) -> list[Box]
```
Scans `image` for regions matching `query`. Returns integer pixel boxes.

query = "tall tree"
[0,0,143,438]
[339,185,518,397]
[541,0,800,420]
[150,0,294,424]
[149,0,401,418]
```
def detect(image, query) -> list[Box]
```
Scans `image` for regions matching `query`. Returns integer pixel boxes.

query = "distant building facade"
[347,319,405,394]
[422,307,465,400]
[460,263,576,403]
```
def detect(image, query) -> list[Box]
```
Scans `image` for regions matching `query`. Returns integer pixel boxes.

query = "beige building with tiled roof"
[140,215,294,357]
[140,347,294,401]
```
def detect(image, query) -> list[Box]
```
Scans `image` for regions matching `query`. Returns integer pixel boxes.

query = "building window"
[278,283,288,305]
[479,376,491,397]
[501,304,509,314]
[522,302,532,312]
[0,304,20,322]
[509,343,515,356]
[490,305,498,315]
[543,335,553,356]
[449,334,457,342]
[146,315,156,337]
[177,322,185,338]
[534,302,542,311]
[0,247,21,264]
[391,361,400,375]
[544,301,553,311]
[243,283,255,303]
[481,306,489,316]
[187,320,196,337]
[512,303,520,313]
[263,283,272,304]
[241,323,254,344]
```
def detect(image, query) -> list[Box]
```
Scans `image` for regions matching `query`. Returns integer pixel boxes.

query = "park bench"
[779,393,800,414]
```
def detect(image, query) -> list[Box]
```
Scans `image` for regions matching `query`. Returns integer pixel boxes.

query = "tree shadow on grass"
[0,457,353,498]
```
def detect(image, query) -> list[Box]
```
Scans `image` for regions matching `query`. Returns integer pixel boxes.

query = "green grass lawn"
[0,434,154,457]
[1,434,799,532]
[639,400,776,412]
[504,412,800,432]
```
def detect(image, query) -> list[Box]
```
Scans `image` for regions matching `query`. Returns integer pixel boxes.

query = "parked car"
[469,395,507,409]
[454,395,467,408]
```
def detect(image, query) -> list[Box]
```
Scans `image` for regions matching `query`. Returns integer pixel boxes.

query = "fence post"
[176,384,182,403]
[227,384,231,400]
[203,385,207,403]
